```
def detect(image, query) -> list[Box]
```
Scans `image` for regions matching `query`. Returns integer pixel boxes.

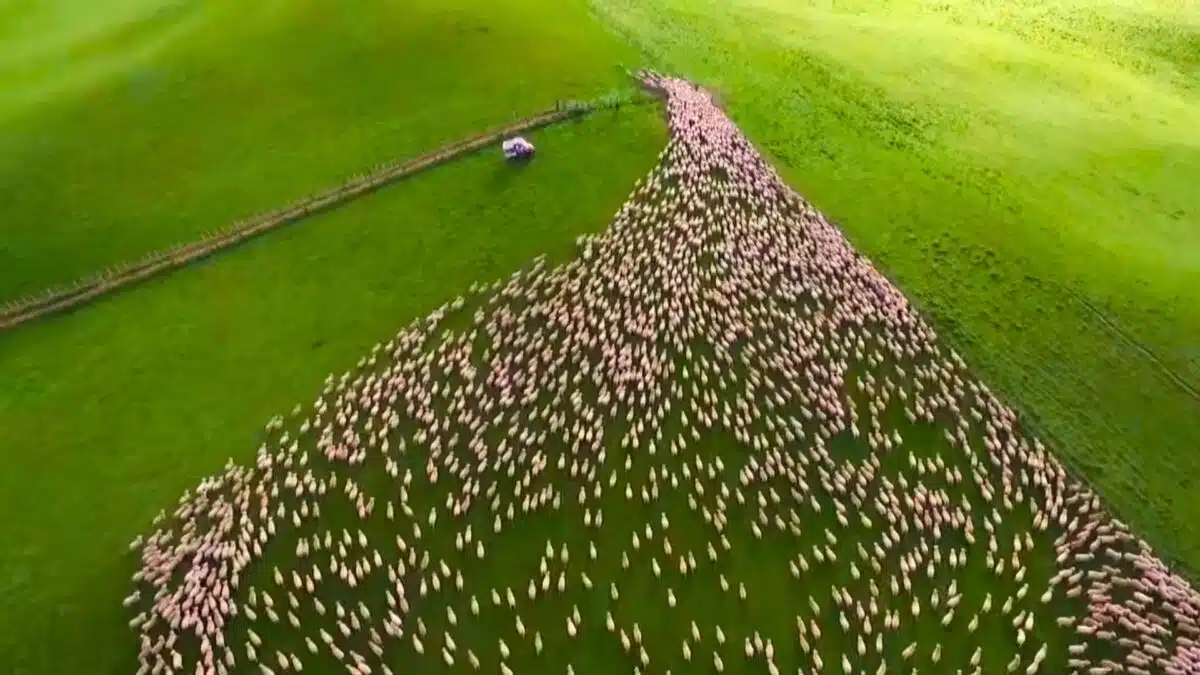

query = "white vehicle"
[502,136,535,160]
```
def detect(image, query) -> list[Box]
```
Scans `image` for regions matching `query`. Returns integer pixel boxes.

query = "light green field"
[593,0,1200,569]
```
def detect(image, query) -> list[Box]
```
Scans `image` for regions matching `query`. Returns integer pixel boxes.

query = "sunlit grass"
[591,0,1200,571]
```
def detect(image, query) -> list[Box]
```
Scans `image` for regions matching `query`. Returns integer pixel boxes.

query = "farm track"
[0,105,596,333]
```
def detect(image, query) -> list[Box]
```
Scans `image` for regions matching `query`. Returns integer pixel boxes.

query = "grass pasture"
[1,0,1199,674]
[123,78,1189,675]
[0,0,644,300]
[591,0,1200,570]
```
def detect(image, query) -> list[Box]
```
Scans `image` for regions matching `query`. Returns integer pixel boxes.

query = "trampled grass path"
[0,103,604,333]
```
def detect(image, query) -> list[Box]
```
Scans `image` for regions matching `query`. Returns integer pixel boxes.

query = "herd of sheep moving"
[124,73,1200,675]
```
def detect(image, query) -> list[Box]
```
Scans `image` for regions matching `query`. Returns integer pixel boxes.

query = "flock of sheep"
[125,73,1200,675]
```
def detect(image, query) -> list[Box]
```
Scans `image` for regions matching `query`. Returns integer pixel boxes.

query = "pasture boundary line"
[0,104,598,333]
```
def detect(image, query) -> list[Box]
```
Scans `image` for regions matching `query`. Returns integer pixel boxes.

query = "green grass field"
[593,0,1200,569]
[0,0,646,300]
[2,0,1200,674]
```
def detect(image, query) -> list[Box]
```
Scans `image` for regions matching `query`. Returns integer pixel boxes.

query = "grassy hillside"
[0,0,642,300]
[591,0,1200,569]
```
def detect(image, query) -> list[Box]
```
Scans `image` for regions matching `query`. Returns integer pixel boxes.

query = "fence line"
[0,103,603,332]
